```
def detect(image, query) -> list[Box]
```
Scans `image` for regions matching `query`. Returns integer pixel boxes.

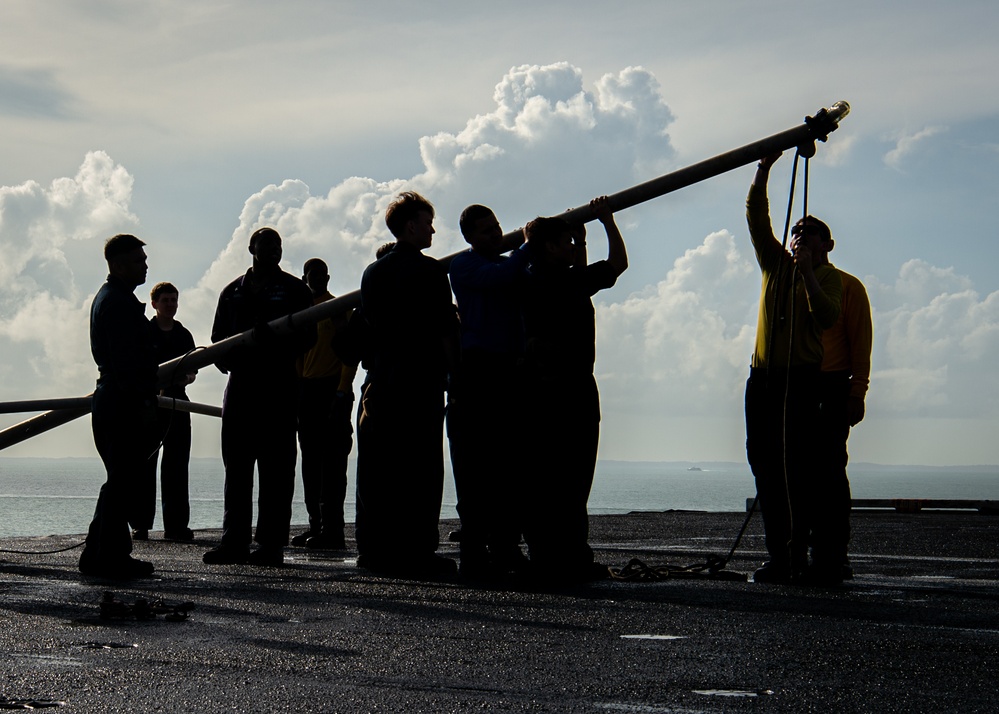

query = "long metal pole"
[559,101,850,223]
[0,406,92,451]
[0,395,222,451]
[7,100,850,445]
[156,396,222,418]
[0,397,93,414]
[155,100,850,382]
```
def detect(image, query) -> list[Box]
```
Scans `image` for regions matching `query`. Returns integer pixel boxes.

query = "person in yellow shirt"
[812,269,872,584]
[293,258,357,551]
[745,153,843,584]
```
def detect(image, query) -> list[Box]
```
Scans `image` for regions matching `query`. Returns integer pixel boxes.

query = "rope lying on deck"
[610,556,748,582]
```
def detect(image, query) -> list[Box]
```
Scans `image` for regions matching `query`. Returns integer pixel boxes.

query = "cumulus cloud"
[174,175,410,351]
[867,260,999,417]
[868,259,973,312]
[0,151,138,400]
[596,247,999,425]
[1,63,679,410]
[0,151,137,293]
[177,62,679,349]
[415,63,675,221]
[1,63,996,460]
[0,292,94,392]
[884,126,946,169]
[595,231,757,417]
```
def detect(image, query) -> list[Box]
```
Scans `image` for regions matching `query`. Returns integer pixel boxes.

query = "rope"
[778,154,810,568]
[714,148,811,573]
[610,557,747,582]
[0,540,84,555]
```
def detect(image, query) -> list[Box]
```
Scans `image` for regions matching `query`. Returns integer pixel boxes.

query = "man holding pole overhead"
[521,196,627,584]
[447,204,531,578]
[744,153,842,585]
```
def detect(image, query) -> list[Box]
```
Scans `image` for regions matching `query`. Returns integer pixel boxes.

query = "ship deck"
[2,510,997,712]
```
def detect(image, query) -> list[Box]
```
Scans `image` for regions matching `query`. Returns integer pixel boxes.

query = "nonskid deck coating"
[1,510,997,712]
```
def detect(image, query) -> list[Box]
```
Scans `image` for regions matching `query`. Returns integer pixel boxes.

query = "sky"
[1,0,998,466]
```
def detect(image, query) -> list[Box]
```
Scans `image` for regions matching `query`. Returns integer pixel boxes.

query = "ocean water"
[0,457,996,539]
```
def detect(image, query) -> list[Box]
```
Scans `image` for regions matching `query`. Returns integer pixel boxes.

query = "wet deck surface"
[2,510,997,712]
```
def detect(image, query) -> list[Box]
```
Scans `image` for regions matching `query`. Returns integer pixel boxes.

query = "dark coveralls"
[297,294,356,541]
[811,270,872,571]
[522,258,618,578]
[813,370,853,567]
[211,270,314,551]
[746,366,822,570]
[130,318,196,534]
[355,241,457,564]
[744,181,842,573]
[83,275,158,564]
[446,246,530,564]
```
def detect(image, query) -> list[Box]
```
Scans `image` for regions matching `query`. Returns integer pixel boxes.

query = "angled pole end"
[805,100,851,142]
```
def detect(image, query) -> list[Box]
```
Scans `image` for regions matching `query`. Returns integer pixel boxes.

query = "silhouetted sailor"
[355,191,460,578]
[203,227,315,567]
[447,204,530,578]
[744,153,842,584]
[292,258,357,551]
[80,234,158,578]
[129,282,198,543]
[810,268,872,584]
[521,196,627,584]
